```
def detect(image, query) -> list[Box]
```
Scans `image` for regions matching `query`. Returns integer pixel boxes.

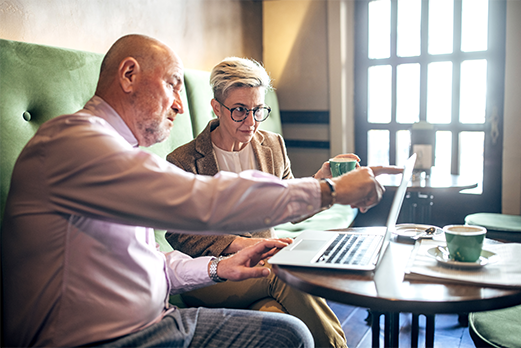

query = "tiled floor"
[328,301,476,348]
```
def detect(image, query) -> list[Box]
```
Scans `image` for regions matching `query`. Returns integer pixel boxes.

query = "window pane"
[396,130,411,166]
[368,65,392,123]
[397,0,421,57]
[459,132,484,194]
[368,130,390,166]
[460,60,487,124]
[461,0,488,52]
[396,63,420,123]
[428,0,454,55]
[427,62,453,124]
[368,0,391,59]
[434,131,452,173]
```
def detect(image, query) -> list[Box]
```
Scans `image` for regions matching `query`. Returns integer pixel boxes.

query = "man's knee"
[262,312,314,348]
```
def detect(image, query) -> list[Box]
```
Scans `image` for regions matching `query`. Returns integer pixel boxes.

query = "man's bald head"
[96,34,179,95]
[93,34,185,147]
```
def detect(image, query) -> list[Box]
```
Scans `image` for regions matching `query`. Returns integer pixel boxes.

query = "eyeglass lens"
[231,107,270,122]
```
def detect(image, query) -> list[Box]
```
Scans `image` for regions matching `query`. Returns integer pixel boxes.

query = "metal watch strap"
[209,256,227,283]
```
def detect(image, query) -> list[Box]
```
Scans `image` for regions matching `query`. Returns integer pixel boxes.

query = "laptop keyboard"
[316,234,383,266]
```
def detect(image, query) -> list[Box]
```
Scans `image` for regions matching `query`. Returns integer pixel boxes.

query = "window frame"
[354,0,506,183]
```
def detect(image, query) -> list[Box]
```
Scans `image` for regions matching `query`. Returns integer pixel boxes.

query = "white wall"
[263,0,331,177]
[0,0,262,71]
[263,1,329,111]
[502,0,521,215]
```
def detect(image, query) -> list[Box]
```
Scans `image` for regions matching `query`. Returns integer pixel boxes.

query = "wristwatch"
[320,178,337,209]
[209,256,227,283]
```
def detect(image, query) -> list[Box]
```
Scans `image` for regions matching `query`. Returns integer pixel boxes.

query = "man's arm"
[163,239,291,294]
[41,115,399,235]
[39,115,321,233]
[214,239,291,281]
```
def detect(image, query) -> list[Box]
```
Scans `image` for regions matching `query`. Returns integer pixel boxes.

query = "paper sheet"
[404,239,521,289]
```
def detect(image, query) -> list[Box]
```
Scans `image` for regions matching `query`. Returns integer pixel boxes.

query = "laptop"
[269,153,416,271]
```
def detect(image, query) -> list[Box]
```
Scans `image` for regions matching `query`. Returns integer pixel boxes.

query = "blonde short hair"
[210,57,272,102]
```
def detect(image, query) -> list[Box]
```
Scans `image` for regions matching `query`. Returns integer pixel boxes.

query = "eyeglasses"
[216,99,271,123]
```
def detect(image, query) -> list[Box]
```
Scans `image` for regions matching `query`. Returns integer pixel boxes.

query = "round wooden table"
[273,230,521,347]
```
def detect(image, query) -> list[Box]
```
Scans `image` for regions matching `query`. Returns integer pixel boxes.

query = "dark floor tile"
[327,300,359,323]
[357,328,381,348]
[343,307,373,347]
[328,303,474,348]
[460,328,476,348]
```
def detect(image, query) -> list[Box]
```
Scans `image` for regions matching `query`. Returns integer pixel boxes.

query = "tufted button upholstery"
[1,39,103,219]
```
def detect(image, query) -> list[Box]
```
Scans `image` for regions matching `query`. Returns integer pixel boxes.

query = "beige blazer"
[166,119,294,257]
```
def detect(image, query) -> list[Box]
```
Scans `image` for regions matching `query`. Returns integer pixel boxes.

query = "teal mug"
[329,158,357,177]
[443,225,487,262]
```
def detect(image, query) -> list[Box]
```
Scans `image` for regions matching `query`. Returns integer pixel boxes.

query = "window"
[355,0,505,195]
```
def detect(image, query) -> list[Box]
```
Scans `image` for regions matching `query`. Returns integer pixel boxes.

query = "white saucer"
[427,247,498,269]
[393,224,443,239]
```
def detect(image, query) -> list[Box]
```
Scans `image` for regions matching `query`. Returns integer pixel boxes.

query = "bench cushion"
[0,39,103,217]
[465,213,521,242]
[465,213,521,232]
[470,305,521,348]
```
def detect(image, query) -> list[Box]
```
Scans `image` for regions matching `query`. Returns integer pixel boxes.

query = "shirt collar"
[83,96,139,147]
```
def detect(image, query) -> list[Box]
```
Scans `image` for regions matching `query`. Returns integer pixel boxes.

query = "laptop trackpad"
[291,239,326,252]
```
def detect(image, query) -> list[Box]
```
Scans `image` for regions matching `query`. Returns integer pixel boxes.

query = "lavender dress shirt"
[1,96,321,347]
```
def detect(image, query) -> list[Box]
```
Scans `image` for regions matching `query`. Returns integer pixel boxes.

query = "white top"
[1,96,321,347]
[213,142,259,172]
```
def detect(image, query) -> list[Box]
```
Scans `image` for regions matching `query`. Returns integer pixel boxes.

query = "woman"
[166,57,358,348]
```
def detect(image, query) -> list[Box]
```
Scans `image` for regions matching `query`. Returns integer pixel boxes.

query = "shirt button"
[264,217,271,225]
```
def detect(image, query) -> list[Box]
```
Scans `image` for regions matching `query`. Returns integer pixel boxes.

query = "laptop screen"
[375,153,417,267]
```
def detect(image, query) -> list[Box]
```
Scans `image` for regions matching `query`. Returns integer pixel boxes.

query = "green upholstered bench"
[466,213,521,347]
[469,305,521,348]
[465,213,521,242]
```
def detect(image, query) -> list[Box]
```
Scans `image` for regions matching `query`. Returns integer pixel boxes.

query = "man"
[2,34,398,347]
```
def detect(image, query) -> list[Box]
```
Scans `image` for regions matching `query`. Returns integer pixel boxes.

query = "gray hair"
[210,57,272,102]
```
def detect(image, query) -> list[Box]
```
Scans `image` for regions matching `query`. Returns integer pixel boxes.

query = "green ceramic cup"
[329,158,357,177]
[443,225,487,262]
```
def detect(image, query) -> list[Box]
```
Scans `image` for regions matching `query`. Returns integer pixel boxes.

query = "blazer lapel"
[252,131,275,175]
[194,119,220,176]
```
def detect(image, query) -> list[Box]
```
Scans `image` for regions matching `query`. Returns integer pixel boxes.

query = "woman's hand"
[216,239,292,281]
[313,153,361,180]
